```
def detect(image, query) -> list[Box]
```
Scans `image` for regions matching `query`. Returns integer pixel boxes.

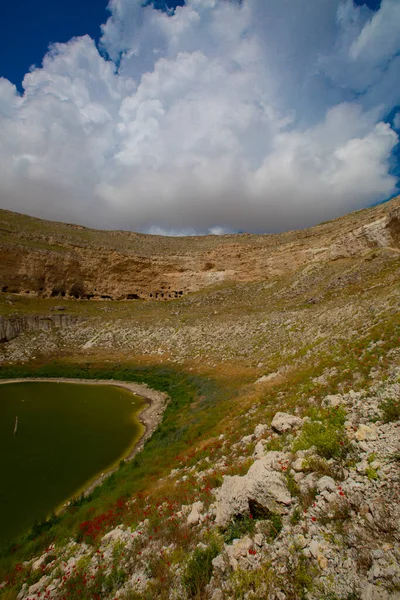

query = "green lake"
[0,381,146,545]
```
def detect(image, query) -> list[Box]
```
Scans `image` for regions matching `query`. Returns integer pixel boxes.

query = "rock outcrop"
[0,314,78,343]
[0,196,399,301]
[215,451,292,526]
[271,412,303,433]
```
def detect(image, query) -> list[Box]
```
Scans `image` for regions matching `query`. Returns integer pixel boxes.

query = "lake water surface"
[0,381,146,545]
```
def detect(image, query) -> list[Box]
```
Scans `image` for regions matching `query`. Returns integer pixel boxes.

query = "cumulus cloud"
[0,0,399,234]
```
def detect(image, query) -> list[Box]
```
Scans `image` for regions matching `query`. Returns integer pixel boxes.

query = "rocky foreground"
[7,357,399,600]
[1,198,399,600]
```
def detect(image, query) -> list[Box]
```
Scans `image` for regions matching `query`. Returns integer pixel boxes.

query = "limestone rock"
[210,589,224,600]
[187,501,204,526]
[324,394,344,407]
[215,454,292,526]
[225,537,255,570]
[291,457,305,472]
[307,540,321,559]
[253,440,267,458]
[355,424,378,441]
[271,412,303,434]
[299,472,319,494]
[212,554,228,576]
[361,584,394,600]
[317,476,336,493]
[241,434,255,444]
[254,423,269,437]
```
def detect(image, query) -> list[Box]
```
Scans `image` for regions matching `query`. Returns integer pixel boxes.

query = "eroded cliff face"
[0,198,399,301]
[0,315,79,343]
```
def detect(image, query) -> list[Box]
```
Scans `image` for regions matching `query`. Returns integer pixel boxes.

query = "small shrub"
[182,539,220,599]
[28,514,60,541]
[299,486,318,511]
[286,471,301,498]
[293,407,350,460]
[302,456,335,477]
[231,562,275,599]
[290,508,301,525]
[265,513,283,541]
[318,499,351,533]
[266,435,288,452]
[283,553,315,600]
[70,493,91,508]
[202,262,215,271]
[365,466,378,480]
[224,515,255,544]
[379,398,400,423]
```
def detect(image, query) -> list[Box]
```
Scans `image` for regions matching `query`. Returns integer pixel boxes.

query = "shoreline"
[0,377,169,501]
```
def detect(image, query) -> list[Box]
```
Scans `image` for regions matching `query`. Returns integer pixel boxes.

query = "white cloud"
[0,0,399,233]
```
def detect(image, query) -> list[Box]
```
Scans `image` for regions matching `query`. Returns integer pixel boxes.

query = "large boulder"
[271,412,303,434]
[215,452,292,526]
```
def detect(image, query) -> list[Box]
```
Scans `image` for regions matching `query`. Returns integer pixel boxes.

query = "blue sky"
[0,0,398,234]
[1,1,184,90]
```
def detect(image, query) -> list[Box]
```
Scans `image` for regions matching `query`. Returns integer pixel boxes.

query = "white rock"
[307,540,321,559]
[317,476,336,493]
[294,534,308,548]
[359,441,371,452]
[291,457,305,472]
[101,526,126,544]
[299,473,319,494]
[253,440,267,458]
[254,423,269,437]
[212,554,227,575]
[225,537,254,570]
[361,584,392,600]
[32,554,47,571]
[355,424,378,441]
[241,434,255,444]
[215,454,292,527]
[324,394,343,407]
[255,372,280,384]
[187,501,204,526]
[271,412,303,434]
[356,460,368,474]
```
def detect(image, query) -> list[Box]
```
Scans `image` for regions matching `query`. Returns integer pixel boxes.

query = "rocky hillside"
[0,198,399,600]
[0,197,399,301]
[12,375,400,600]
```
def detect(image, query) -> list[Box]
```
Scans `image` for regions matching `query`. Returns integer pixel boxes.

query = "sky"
[0,0,399,235]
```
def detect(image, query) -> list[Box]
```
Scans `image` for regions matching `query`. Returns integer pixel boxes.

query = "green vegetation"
[231,562,274,599]
[223,510,282,545]
[182,538,220,599]
[223,515,255,544]
[257,513,283,541]
[379,397,400,423]
[290,508,301,525]
[365,466,379,480]
[292,406,350,460]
